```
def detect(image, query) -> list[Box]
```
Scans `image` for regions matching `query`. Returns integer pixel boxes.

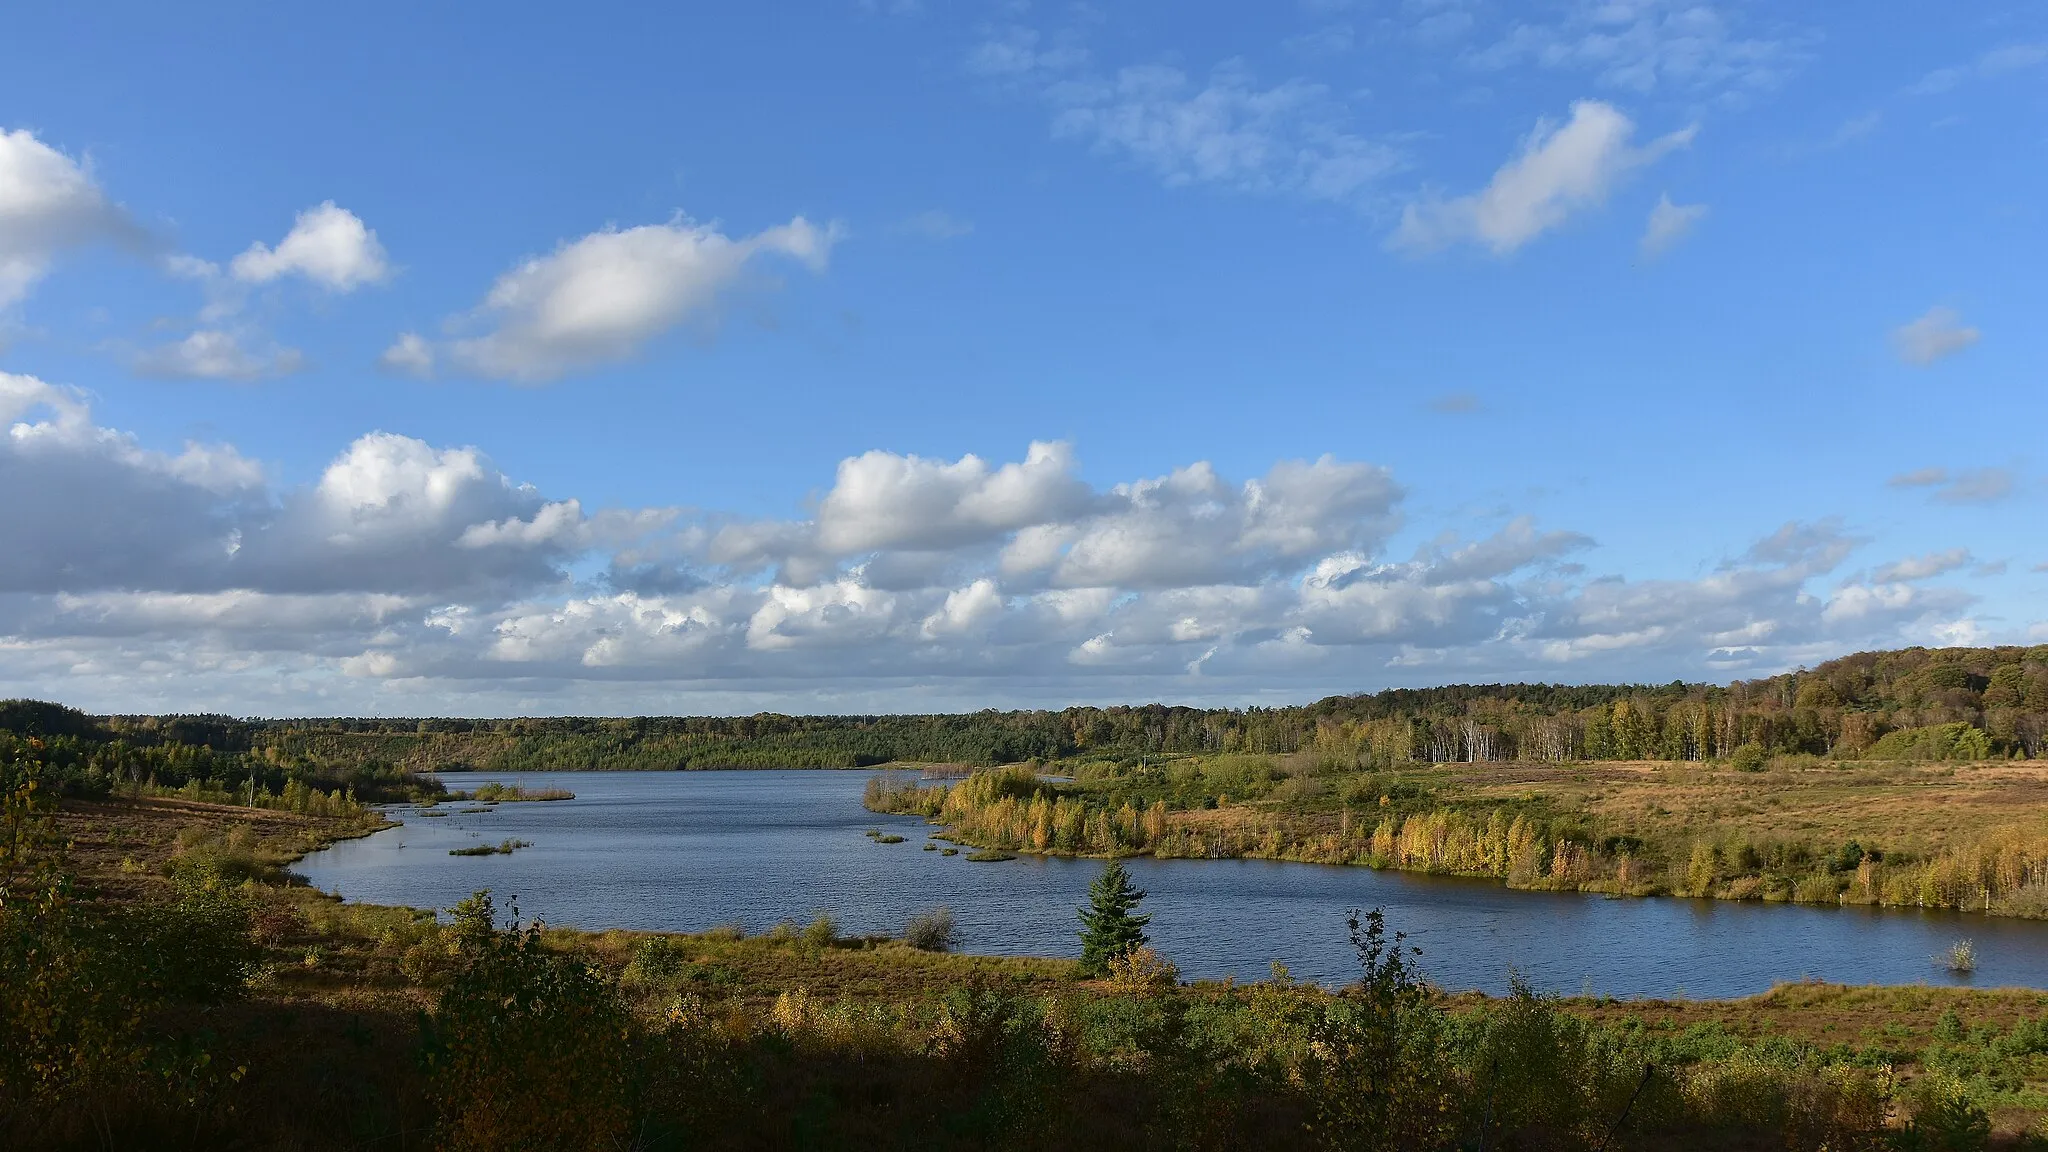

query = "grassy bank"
[7,787,2048,1148]
[867,756,2048,918]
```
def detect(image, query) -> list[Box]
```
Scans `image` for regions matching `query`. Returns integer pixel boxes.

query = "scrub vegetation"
[6,645,2048,1146]
[854,645,2048,920]
[5,766,2048,1148]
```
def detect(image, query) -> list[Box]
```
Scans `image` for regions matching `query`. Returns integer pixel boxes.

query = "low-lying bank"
[7,790,2048,1149]
[868,759,2048,919]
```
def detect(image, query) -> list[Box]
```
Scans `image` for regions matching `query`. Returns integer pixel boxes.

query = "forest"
[8,644,2044,785]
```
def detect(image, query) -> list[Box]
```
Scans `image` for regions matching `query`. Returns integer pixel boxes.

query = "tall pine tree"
[1077,859,1150,976]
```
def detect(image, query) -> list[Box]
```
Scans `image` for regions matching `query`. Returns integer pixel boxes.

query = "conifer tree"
[1077,859,1150,976]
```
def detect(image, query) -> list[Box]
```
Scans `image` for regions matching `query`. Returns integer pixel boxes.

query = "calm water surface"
[296,770,2048,998]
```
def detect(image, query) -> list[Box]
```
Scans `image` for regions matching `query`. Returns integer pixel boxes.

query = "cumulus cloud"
[0,128,139,307]
[0,379,2003,712]
[1046,457,1400,588]
[232,433,613,596]
[230,202,390,291]
[1393,101,1694,254]
[0,372,655,601]
[1891,306,1979,366]
[0,372,265,593]
[447,215,838,383]
[1888,466,2014,506]
[817,440,1091,554]
[1872,549,1972,583]
[1640,193,1706,256]
[134,329,304,381]
[378,331,434,378]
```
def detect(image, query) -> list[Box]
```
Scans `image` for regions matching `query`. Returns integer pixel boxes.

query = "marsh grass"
[1942,939,1978,974]
[964,849,1015,862]
[447,838,530,857]
[465,783,573,802]
[875,756,2048,918]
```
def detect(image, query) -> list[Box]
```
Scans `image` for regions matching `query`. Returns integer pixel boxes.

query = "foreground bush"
[420,892,633,1151]
[1,771,259,1143]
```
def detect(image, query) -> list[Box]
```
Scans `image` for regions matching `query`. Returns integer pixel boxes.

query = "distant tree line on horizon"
[5,645,2046,787]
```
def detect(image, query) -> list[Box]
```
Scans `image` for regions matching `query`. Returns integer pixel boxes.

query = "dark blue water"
[295,770,2048,998]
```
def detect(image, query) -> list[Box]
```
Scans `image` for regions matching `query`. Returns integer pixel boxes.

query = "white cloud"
[921,578,1004,639]
[134,329,304,381]
[1640,192,1706,256]
[41,590,418,641]
[971,28,1400,207]
[817,440,1091,554]
[1891,306,1979,366]
[0,372,265,594]
[1043,456,1401,589]
[447,215,838,383]
[0,372,657,601]
[1872,549,1972,583]
[378,331,434,377]
[1907,41,2048,96]
[1049,61,1403,204]
[1394,101,1694,254]
[1888,466,2014,506]
[0,128,137,308]
[230,201,390,291]
[0,379,2014,711]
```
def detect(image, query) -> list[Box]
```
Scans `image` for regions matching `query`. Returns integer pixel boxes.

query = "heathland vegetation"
[5,769,2048,1148]
[6,644,2048,1144]
[867,754,2048,919]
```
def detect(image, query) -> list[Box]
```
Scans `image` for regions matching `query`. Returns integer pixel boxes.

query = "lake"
[295,769,2048,998]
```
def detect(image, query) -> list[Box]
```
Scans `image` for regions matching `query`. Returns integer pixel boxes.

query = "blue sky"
[0,1,2042,716]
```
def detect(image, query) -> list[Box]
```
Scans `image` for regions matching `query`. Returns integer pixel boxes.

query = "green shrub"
[803,913,838,951]
[1900,1074,1991,1151]
[1869,723,1992,763]
[623,936,691,985]
[421,891,634,1151]
[119,875,262,1003]
[1307,909,1456,1151]
[906,906,958,952]
[1729,743,1769,772]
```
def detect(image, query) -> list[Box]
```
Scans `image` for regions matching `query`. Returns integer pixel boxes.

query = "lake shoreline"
[293,769,2048,999]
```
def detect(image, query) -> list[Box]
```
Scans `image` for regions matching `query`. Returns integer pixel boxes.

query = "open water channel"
[295,769,2048,998]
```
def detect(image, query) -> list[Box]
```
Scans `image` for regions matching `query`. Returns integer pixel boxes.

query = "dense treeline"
[0,700,429,806]
[12,645,2044,778]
